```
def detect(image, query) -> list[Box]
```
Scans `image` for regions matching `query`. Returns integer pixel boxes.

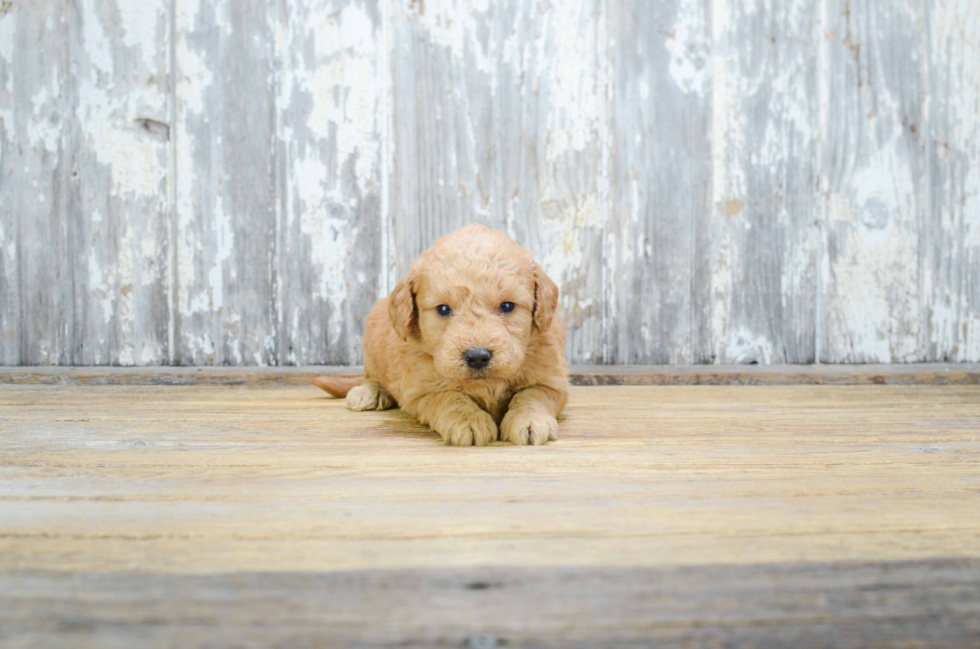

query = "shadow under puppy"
[314,224,569,446]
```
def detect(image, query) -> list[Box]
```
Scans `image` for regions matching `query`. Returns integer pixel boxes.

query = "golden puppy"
[313,224,568,446]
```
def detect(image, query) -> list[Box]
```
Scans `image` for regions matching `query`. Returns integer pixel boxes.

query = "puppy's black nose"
[464,348,493,370]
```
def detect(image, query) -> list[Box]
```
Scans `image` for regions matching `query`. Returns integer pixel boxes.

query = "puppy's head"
[388,225,558,387]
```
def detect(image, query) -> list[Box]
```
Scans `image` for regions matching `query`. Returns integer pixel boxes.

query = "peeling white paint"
[81,3,114,75]
[542,4,602,162]
[174,128,198,319]
[4,0,980,366]
[0,12,15,63]
[87,117,164,198]
[665,0,709,96]
[821,0,929,363]
[708,0,736,360]
[174,0,213,326]
[306,53,379,192]
[78,20,164,185]
[296,154,349,344]
[208,193,232,312]
[176,41,212,116]
[28,85,61,153]
[538,194,602,323]
[725,326,774,364]
[175,0,212,116]
[416,0,495,82]
[0,218,11,264]
[117,2,162,53]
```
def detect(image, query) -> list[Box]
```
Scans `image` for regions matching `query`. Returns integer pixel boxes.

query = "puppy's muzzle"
[463,347,493,371]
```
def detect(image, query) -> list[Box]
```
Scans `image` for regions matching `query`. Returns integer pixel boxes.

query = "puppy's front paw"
[346,384,380,411]
[500,409,558,446]
[442,411,498,447]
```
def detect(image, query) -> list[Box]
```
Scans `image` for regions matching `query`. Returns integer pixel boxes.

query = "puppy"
[313,224,568,446]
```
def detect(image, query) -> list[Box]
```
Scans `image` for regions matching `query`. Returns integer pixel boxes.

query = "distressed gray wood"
[3,561,980,648]
[2,0,980,366]
[708,0,819,364]
[821,0,927,362]
[0,2,72,365]
[68,1,172,365]
[0,4,19,365]
[173,0,278,365]
[275,0,383,365]
[924,1,980,362]
[389,0,607,362]
[608,0,712,364]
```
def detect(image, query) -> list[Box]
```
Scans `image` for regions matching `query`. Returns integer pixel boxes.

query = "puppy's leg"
[413,391,497,447]
[500,386,566,446]
[346,380,396,411]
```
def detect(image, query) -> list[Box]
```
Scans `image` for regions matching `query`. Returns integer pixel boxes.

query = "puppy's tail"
[311,375,363,398]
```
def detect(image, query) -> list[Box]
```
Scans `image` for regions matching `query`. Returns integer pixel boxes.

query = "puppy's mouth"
[459,366,499,385]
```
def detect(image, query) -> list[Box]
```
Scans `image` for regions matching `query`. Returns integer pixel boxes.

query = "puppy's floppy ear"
[531,262,559,331]
[388,269,419,341]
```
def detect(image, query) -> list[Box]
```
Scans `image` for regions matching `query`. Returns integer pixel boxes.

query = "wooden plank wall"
[1,0,978,366]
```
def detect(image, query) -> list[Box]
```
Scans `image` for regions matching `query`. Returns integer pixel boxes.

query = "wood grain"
[924,1,980,362]
[821,0,927,362]
[2,1,979,366]
[173,0,279,365]
[275,0,384,365]
[1,382,978,646]
[68,0,172,365]
[1,384,978,574]
[2,561,979,648]
[709,0,819,363]
[0,1,72,365]
[608,0,711,364]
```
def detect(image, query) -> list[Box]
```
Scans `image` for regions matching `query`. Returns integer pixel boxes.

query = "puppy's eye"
[499,302,515,314]
[436,305,452,317]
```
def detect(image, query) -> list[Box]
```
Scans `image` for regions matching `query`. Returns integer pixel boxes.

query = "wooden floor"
[2,380,979,647]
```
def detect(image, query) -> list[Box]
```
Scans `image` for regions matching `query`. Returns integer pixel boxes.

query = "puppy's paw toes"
[346,384,380,411]
[500,410,558,446]
[444,413,498,447]
[376,391,396,410]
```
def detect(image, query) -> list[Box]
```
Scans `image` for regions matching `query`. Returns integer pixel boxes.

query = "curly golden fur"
[313,224,569,446]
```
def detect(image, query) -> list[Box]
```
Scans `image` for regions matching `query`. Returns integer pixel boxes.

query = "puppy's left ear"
[531,262,559,331]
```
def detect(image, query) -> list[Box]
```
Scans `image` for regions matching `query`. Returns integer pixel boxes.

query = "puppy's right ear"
[388,270,418,341]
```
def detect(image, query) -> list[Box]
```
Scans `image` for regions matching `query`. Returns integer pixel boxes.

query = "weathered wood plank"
[2,0,979,368]
[389,0,607,361]
[821,0,927,362]
[388,0,491,267]
[275,0,383,365]
[608,0,711,364]
[1,382,978,644]
[2,560,979,649]
[173,0,278,365]
[0,4,18,365]
[68,0,171,365]
[606,1,712,364]
[924,1,980,362]
[0,2,72,365]
[708,0,819,363]
[1,384,978,574]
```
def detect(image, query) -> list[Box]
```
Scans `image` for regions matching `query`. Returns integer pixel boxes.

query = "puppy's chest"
[465,384,514,422]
